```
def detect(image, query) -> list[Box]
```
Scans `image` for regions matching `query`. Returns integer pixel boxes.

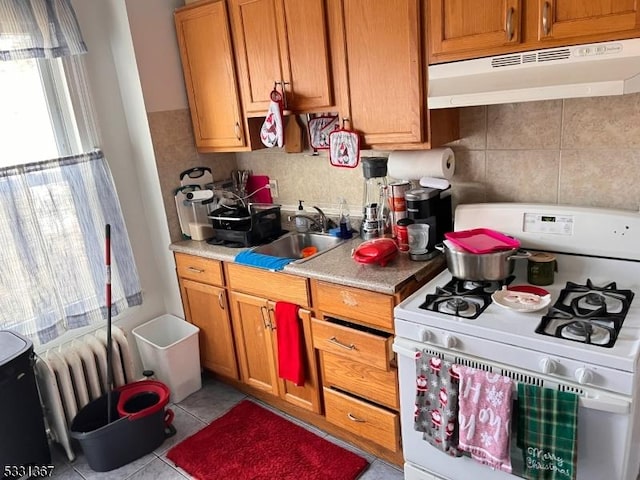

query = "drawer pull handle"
[329,336,356,351]
[347,412,365,423]
[187,267,204,273]
[218,291,225,310]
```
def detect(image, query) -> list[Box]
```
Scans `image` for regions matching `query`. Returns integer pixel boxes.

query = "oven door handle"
[571,394,628,414]
[393,340,630,415]
[392,342,421,359]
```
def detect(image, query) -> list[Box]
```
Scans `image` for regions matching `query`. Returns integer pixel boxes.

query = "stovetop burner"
[418,276,514,319]
[535,279,634,348]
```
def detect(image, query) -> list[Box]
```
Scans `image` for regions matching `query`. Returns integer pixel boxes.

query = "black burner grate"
[535,279,634,348]
[418,276,514,319]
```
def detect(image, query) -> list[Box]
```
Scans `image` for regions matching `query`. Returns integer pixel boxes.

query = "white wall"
[124,0,188,113]
[67,0,184,368]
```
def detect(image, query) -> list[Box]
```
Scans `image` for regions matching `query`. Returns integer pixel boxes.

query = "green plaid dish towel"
[517,384,578,480]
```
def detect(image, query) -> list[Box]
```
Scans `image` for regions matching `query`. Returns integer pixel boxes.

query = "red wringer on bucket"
[70,225,175,472]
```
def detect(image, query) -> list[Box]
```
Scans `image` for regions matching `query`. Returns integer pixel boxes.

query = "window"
[0,1,142,347]
[0,55,96,165]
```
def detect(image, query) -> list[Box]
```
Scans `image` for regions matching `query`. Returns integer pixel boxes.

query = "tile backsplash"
[150,94,640,242]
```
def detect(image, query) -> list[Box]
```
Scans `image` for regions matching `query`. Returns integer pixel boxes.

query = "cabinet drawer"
[226,263,310,307]
[324,388,399,452]
[322,352,398,410]
[175,253,224,286]
[311,319,392,371]
[315,281,394,330]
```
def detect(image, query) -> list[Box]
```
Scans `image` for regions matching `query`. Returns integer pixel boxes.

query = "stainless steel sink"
[251,232,344,262]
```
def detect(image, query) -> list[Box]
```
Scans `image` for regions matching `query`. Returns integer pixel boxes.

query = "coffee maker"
[360,157,392,240]
[404,187,452,260]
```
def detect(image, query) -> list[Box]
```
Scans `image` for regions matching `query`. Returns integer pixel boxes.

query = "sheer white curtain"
[0,0,142,346]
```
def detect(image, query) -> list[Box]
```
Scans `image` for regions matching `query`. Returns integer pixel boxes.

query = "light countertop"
[169,236,445,295]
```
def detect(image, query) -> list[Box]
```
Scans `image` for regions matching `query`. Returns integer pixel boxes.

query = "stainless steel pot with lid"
[435,240,531,281]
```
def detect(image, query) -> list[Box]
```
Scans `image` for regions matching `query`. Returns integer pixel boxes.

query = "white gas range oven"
[393,203,640,480]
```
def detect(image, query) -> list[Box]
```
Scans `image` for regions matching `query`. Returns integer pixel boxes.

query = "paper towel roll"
[388,148,455,181]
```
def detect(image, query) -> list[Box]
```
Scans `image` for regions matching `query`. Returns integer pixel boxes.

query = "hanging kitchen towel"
[308,114,339,150]
[517,384,578,480]
[329,127,360,168]
[234,250,294,271]
[274,301,304,386]
[414,353,462,456]
[457,367,514,473]
[260,89,284,148]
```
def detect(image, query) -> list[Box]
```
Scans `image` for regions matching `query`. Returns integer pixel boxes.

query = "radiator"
[34,326,136,461]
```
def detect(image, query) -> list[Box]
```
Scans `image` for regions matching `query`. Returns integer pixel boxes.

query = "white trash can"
[132,314,201,403]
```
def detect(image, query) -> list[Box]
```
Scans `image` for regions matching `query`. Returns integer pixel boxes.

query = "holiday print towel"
[517,384,578,480]
[414,353,462,456]
[260,90,284,148]
[458,367,513,473]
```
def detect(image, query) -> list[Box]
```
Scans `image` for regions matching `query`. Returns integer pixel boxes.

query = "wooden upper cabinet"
[230,0,334,115]
[175,1,246,151]
[536,0,640,42]
[428,0,640,64]
[429,0,523,62]
[333,0,424,146]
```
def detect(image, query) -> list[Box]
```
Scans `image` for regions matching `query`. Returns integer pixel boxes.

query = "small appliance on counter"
[404,186,452,261]
[360,157,392,240]
[352,238,399,267]
[207,203,284,247]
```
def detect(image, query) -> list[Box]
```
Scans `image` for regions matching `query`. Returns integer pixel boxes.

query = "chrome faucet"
[312,206,338,233]
[311,206,329,233]
[287,205,335,233]
[287,213,323,232]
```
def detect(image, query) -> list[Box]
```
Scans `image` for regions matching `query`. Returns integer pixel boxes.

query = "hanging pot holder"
[260,89,284,148]
[308,114,339,150]
[329,126,360,168]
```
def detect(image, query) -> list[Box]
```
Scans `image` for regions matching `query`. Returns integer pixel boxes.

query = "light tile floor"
[48,375,404,480]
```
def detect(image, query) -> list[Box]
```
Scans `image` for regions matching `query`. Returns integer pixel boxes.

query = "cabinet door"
[536,0,640,42]
[231,0,334,114]
[229,291,280,395]
[280,0,333,111]
[428,0,522,63]
[271,305,321,414]
[179,279,238,379]
[175,1,246,150]
[336,0,423,145]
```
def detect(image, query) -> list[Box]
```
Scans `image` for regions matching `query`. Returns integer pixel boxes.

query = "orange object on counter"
[301,246,318,258]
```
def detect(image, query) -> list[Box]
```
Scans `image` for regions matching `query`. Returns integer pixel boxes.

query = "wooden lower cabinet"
[229,291,279,394]
[228,291,321,413]
[177,256,238,380]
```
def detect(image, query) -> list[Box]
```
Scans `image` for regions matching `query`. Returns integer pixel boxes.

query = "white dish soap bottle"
[295,200,308,232]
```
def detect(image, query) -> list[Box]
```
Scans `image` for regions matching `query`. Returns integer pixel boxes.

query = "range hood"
[428,38,640,108]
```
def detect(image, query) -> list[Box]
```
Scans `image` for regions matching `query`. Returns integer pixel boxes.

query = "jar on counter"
[395,218,414,252]
[527,252,557,285]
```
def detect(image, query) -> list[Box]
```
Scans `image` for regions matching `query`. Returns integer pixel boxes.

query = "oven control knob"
[442,334,456,349]
[575,367,593,385]
[539,357,557,374]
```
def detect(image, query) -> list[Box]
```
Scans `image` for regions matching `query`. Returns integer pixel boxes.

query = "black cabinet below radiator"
[0,330,51,472]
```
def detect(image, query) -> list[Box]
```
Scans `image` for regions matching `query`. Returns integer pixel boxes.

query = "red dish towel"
[274,301,304,386]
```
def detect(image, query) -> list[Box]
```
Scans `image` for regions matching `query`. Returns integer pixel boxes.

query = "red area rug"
[167,400,369,480]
